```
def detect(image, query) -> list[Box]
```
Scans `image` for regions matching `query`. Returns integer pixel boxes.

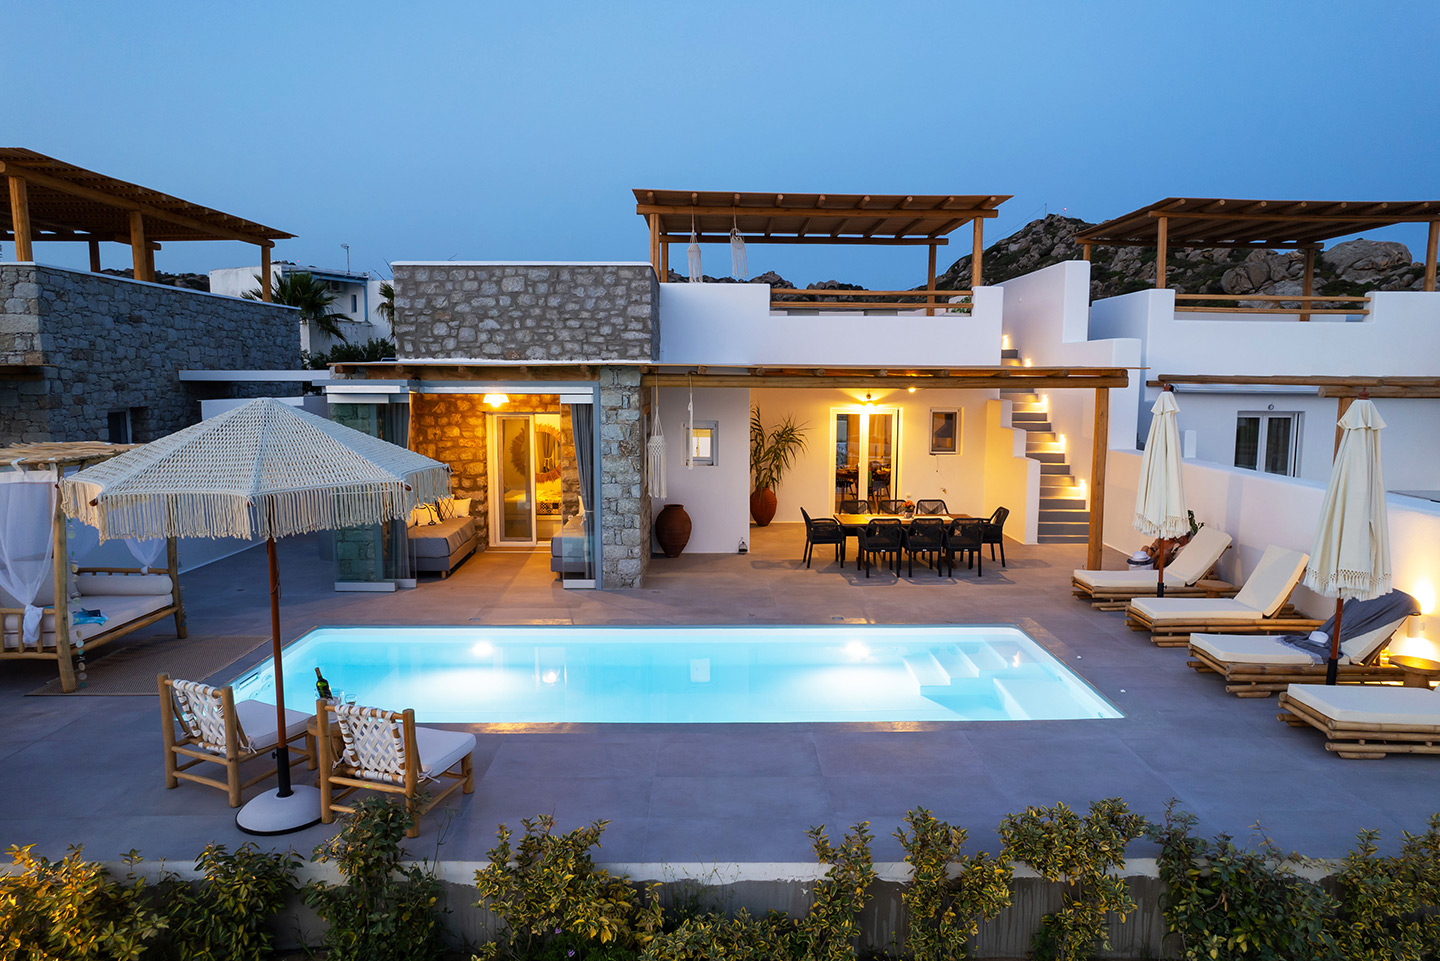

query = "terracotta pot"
[749,488,778,527]
[654,504,692,557]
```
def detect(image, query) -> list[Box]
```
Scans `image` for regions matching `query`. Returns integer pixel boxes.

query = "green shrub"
[1152,801,1335,961]
[0,845,163,961]
[894,808,1012,961]
[473,815,661,960]
[162,842,299,961]
[792,821,877,961]
[999,798,1148,961]
[640,909,791,961]
[1329,814,1440,961]
[305,796,446,961]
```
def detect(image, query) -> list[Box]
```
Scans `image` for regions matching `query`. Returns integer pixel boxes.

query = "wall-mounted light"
[482,393,509,407]
[907,386,917,393]
[862,393,876,409]
[1001,334,1011,350]
[1058,433,1067,449]
[1023,357,1033,368]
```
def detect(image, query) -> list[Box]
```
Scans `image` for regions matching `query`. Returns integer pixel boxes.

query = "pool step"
[901,652,948,688]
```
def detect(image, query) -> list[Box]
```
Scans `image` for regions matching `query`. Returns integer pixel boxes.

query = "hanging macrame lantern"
[687,228,702,283]
[730,218,747,280]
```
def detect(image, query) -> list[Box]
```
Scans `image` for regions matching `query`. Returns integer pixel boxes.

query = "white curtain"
[125,537,165,573]
[0,469,58,646]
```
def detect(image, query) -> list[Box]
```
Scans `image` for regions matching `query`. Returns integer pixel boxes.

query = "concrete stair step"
[1039,497,1088,511]
[1039,520,1090,536]
[1024,431,1059,444]
[1011,413,1050,426]
[1039,463,1072,475]
[1039,508,1090,523]
[1001,358,1024,367]
[1000,348,1020,360]
[1000,390,1039,402]
[1038,533,1091,544]
[1027,452,1068,465]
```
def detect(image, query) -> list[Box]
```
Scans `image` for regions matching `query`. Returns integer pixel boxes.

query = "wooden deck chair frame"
[1187,614,1412,697]
[316,701,474,838]
[158,673,315,807]
[1277,691,1440,759]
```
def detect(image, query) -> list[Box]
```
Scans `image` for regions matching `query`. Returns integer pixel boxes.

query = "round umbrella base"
[236,786,324,836]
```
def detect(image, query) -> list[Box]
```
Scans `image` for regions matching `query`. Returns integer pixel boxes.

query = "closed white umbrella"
[1134,387,1188,596]
[1304,396,1390,684]
[61,398,449,832]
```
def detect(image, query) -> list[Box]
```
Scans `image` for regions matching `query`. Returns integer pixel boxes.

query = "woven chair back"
[907,516,946,547]
[915,499,948,515]
[170,679,250,754]
[333,704,410,785]
[838,499,867,514]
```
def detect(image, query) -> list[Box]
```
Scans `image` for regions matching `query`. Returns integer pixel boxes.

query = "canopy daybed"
[0,442,186,692]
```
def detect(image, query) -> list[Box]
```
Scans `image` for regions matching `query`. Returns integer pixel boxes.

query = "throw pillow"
[452,497,472,517]
[437,497,456,520]
[410,503,440,527]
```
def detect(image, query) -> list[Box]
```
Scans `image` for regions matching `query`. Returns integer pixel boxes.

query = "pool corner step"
[901,652,948,688]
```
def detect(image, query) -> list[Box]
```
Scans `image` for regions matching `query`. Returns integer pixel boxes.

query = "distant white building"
[209,262,392,355]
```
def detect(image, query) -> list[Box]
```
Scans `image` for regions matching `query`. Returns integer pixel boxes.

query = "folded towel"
[72,609,108,626]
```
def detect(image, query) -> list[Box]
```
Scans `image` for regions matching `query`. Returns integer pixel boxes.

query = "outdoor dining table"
[832,512,970,570]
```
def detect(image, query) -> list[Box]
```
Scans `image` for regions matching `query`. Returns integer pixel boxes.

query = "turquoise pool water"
[230,625,1121,724]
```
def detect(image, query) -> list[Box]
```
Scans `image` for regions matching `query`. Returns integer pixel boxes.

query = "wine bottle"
[314,666,333,700]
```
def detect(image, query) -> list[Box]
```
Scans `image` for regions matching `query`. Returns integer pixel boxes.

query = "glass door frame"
[488,412,538,546]
[829,405,902,511]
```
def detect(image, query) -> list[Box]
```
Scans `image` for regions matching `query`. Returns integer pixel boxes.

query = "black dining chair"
[875,499,907,515]
[983,506,1010,567]
[903,516,948,577]
[946,517,985,577]
[800,507,846,569]
[859,518,903,578]
[915,499,948,515]
[837,499,868,515]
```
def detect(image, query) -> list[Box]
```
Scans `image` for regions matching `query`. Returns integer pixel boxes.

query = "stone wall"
[599,367,650,587]
[0,264,300,445]
[392,263,659,361]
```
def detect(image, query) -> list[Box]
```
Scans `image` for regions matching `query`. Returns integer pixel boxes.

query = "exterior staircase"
[1001,348,1089,543]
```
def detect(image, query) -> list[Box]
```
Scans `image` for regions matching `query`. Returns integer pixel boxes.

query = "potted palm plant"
[750,408,808,527]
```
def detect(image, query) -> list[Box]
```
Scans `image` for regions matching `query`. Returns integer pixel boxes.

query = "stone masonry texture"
[599,366,651,587]
[392,264,659,361]
[0,264,300,445]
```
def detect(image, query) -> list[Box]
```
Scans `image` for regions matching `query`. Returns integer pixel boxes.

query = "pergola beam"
[658,233,949,247]
[636,202,1000,221]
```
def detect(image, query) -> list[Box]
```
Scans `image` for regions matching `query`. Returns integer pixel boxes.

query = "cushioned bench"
[408,516,478,577]
[550,514,589,575]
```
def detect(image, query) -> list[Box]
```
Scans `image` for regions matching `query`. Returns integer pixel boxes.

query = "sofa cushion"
[409,517,477,558]
[76,573,173,597]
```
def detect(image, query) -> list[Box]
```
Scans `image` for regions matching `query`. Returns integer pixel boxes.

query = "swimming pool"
[230,625,1121,724]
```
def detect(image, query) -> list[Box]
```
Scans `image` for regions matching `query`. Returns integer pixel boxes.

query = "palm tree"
[376,281,396,326]
[245,271,350,342]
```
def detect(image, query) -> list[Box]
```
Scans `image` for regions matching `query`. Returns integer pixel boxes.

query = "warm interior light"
[907,386,917,393]
[1412,581,1436,616]
[1058,433,1067,449]
[1023,357,1033,367]
[1001,334,1011,350]
[1040,394,1049,410]
[862,393,876,409]
[1077,479,1088,500]
[482,393,509,407]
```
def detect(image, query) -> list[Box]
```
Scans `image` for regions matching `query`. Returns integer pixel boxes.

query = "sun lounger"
[1278,684,1440,759]
[1187,591,1420,696]
[1124,545,1323,646]
[1072,526,1234,609]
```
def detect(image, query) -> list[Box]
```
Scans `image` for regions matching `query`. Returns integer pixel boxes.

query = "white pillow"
[76,573,174,597]
[409,504,440,527]
[451,497,472,517]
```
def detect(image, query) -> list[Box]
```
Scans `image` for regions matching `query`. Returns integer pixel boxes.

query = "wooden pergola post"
[1082,242,1091,262]
[925,242,937,316]
[1086,386,1110,570]
[51,496,77,693]
[1426,220,1438,292]
[1300,247,1315,322]
[660,240,669,281]
[128,211,151,282]
[648,214,660,278]
[7,175,32,262]
[971,218,984,288]
[1154,216,1168,289]
[88,239,101,272]
[1334,395,1355,456]
[259,244,272,302]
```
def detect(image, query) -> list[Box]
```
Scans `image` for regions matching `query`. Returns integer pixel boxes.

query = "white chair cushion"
[415,726,476,777]
[1285,684,1440,727]
[1164,527,1233,584]
[76,573,173,597]
[1339,616,1410,662]
[1129,597,1260,621]
[1233,546,1309,616]
[1189,633,1329,665]
[234,699,311,752]
[1073,569,1188,591]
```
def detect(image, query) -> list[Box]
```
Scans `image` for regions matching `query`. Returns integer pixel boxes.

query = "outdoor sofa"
[407,502,478,577]
[1071,526,1234,609]
[1124,545,1322,646]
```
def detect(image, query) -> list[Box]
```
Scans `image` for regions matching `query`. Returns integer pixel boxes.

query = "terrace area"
[1,522,1434,865]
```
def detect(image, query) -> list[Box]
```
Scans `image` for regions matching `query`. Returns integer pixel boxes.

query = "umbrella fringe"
[1304,568,1392,600]
[1132,511,1190,540]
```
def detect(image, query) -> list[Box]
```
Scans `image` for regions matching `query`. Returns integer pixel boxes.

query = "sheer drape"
[568,403,596,578]
[382,402,414,581]
[0,469,57,646]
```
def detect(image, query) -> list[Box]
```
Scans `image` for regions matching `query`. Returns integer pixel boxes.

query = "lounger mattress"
[2,593,173,651]
[1129,597,1261,621]
[1285,684,1440,726]
[1073,569,1188,591]
[1189,633,1326,665]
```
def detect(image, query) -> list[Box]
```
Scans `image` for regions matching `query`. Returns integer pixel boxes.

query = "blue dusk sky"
[6,1,1438,288]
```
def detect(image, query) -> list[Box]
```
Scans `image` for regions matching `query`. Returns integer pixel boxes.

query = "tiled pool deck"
[2,524,1433,864]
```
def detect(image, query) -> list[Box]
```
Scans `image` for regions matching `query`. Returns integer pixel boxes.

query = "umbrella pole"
[1155,537,1167,598]
[1326,598,1344,686]
[269,536,292,797]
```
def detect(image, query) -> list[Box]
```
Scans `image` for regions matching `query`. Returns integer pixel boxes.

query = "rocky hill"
[100,268,210,291]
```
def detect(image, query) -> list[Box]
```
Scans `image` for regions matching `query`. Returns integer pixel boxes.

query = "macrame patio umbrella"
[61,397,449,833]
[1134,387,1188,597]
[1304,395,1390,685]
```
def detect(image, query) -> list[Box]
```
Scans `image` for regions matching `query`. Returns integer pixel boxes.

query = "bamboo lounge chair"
[1072,526,1235,609]
[1187,591,1420,697]
[159,673,315,807]
[1124,545,1323,647]
[1278,684,1440,759]
[317,701,476,837]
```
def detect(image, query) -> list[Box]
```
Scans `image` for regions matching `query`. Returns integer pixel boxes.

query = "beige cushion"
[1285,684,1440,727]
[1164,527,1233,584]
[232,699,311,753]
[1129,597,1262,621]
[1233,546,1309,616]
[1340,617,1409,662]
[1189,633,1328,665]
[2,593,172,651]
[76,573,173,597]
[1073,569,1189,591]
[415,726,475,777]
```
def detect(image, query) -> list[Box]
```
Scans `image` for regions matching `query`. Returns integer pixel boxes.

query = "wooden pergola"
[334,360,1127,569]
[633,190,1011,314]
[1076,197,1440,319]
[1,149,292,299]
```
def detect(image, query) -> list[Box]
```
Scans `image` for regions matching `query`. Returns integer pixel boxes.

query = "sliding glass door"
[832,407,899,511]
[492,414,536,544]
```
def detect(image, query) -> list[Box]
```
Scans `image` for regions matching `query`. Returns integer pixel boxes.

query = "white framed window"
[1235,411,1301,476]
[689,421,718,466]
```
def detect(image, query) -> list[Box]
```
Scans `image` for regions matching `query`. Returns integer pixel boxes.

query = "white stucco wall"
[649,387,751,554]
[983,398,1040,543]
[658,282,1004,366]
[1102,449,1440,620]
